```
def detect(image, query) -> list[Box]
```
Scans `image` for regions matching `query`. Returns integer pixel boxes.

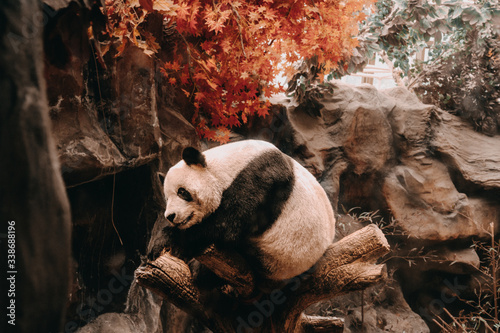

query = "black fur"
[182,147,207,167]
[164,149,295,266]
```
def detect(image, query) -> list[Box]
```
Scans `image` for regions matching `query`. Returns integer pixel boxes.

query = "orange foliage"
[104,0,373,142]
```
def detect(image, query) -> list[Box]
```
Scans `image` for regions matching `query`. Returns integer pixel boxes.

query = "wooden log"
[135,254,233,332]
[275,225,389,332]
[136,254,202,312]
[300,315,344,333]
[137,224,390,332]
[197,246,255,297]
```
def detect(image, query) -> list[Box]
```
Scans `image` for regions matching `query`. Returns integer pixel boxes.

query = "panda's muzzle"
[167,212,194,227]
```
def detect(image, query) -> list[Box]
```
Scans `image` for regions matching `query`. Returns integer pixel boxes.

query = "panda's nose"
[166,213,176,223]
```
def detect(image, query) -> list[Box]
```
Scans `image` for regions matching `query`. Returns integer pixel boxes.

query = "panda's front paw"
[146,225,172,261]
[163,225,213,259]
[146,226,182,261]
[176,242,206,260]
[147,244,165,261]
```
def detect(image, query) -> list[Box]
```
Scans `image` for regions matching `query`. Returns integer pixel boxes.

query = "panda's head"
[163,147,222,229]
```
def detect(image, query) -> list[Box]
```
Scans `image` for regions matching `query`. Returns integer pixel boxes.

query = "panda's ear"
[157,172,166,185]
[182,147,207,167]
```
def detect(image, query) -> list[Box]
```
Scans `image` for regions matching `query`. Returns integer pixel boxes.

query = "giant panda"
[159,139,335,281]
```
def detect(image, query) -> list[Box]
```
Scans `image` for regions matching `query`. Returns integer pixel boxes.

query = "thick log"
[300,315,344,333]
[197,246,255,297]
[277,224,389,332]
[135,254,233,332]
[136,224,390,332]
[137,255,202,312]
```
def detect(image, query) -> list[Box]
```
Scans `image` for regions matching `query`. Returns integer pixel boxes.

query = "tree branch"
[230,4,247,59]
[136,224,390,332]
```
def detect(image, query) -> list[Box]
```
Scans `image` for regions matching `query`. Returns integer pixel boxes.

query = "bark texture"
[136,225,389,333]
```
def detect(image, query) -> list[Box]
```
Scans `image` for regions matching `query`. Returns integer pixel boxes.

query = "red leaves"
[139,0,153,11]
[105,0,374,143]
[204,4,231,34]
[176,1,191,21]
[177,0,202,35]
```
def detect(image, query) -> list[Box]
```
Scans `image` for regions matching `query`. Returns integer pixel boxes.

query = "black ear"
[182,147,207,167]
[157,172,166,185]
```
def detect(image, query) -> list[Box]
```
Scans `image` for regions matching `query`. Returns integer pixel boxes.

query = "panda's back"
[204,140,335,280]
[252,159,336,280]
[204,140,280,189]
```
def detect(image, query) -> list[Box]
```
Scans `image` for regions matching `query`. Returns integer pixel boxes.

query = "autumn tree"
[102,0,373,142]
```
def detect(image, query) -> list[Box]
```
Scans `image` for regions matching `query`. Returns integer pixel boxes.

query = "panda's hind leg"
[189,260,227,291]
[189,260,240,315]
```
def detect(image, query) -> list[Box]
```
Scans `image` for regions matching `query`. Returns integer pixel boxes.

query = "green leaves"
[325,0,496,136]
[349,0,500,80]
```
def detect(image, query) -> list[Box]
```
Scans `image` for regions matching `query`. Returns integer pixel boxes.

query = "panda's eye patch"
[177,187,193,202]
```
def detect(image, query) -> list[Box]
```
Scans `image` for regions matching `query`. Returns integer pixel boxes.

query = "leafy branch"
[103,0,373,143]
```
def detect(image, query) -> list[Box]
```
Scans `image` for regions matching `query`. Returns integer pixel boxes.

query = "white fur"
[251,161,336,280]
[164,140,336,280]
[164,165,221,229]
[164,140,277,228]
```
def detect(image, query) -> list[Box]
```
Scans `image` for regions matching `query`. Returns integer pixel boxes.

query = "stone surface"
[40,5,189,332]
[432,110,500,190]
[287,84,394,176]
[47,45,160,187]
[307,281,430,333]
[382,158,500,241]
[1,1,72,332]
[76,282,162,333]
[285,81,500,243]
[278,82,500,330]
[285,84,395,208]
[418,247,480,275]
[157,106,200,172]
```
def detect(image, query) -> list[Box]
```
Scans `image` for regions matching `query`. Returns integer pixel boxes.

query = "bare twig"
[490,222,498,322]
[443,308,467,333]
[177,32,194,73]
[379,51,405,87]
[432,315,449,332]
[230,4,247,59]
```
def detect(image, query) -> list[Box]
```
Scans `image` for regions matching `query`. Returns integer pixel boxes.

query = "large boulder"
[279,81,500,330]
[383,158,499,241]
[284,82,500,243]
[42,4,198,331]
[432,110,500,190]
[286,84,395,208]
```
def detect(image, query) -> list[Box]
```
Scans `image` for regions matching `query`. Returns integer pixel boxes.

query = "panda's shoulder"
[205,140,280,161]
[216,140,277,152]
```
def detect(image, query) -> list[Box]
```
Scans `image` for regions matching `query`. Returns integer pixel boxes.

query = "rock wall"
[0,1,72,332]
[40,2,198,331]
[283,83,500,244]
[36,2,500,332]
[278,82,500,332]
